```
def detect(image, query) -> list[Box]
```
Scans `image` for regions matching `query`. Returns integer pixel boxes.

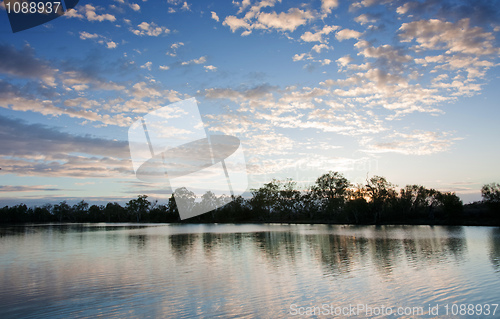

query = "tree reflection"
[134,225,473,278]
[253,231,302,266]
[372,235,402,276]
[488,227,500,272]
[248,226,468,278]
[128,234,148,250]
[311,233,368,276]
[169,233,200,260]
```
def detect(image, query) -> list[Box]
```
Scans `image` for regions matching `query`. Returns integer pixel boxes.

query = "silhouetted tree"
[250,180,281,220]
[275,179,301,220]
[435,191,463,221]
[482,183,500,215]
[344,197,369,223]
[399,185,438,220]
[166,194,180,220]
[73,200,89,221]
[311,171,351,219]
[249,179,301,221]
[32,204,53,222]
[298,191,320,220]
[149,204,169,222]
[53,201,71,222]
[365,176,397,223]
[88,204,105,222]
[126,195,153,222]
[104,202,126,222]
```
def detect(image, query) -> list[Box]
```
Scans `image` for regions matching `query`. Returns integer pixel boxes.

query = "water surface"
[0,224,499,318]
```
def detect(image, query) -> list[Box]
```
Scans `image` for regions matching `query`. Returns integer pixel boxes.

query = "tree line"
[1,172,499,225]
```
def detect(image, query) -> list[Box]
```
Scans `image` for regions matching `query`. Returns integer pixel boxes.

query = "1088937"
[3,0,79,33]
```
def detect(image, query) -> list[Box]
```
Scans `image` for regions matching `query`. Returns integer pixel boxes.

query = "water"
[0,224,499,318]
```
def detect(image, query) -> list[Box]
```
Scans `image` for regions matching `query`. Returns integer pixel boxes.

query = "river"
[1,224,499,318]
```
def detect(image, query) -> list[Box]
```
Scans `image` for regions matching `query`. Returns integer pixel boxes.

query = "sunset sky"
[0,0,499,206]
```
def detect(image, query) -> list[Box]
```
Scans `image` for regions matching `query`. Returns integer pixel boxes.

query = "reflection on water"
[0,224,499,318]
[489,227,500,272]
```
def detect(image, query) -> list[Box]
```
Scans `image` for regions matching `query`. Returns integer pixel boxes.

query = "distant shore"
[2,173,499,226]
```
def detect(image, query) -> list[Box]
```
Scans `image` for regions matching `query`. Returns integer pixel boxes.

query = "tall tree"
[365,176,397,223]
[250,179,281,218]
[126,195,152,222]
[481,183,500,215]
[311,171,351,217]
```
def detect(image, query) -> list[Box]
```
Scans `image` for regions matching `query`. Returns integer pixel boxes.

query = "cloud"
[129,81,160,98]
[317,29,470,118]
[140,61,153,70]
[211,11,219,22]
[131,22,170,36]
[204,65,217,72]
[106,41,117,49]
[204,84,277,102]
[125,81,183,104]
[396,3,411,15]
[416,53,494,80]
[64,8,84,19]
[0,185,63,192]
[0,79,131,127]
[171,42,184,49]
[80,31,118,49]
[320,59,332,65]
[336,55,354,67]
[0,81,62,116]
[181,1,190,11]
[159,65,170,70]
[60,70,126,92]
[362,130,460,155]
[399,18,498,55]
[79,31,99,40]
[79,32,118,49]
[354,13,378,25]
[64,97,99,109]
[292,52,311,61]
[312,44,329,53]
[181,56,207,65]
[223,2,316,35]
[396,0,500,27]
[0,44,56,86]
[358,44,412,68]
[167,42,184,56]
[83,4,116,22]
[300,25,339,43]
[71,84,89,91]
[0,115,130,160]
[223,15,251,33]
[203,83,387,140]
[350,0,394,11]
[257,8,315,32]
[336,29,363,41]
[129,3,140,11]
[321,0,339,14]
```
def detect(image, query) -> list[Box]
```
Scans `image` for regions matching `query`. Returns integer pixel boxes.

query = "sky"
[0,0,499,206]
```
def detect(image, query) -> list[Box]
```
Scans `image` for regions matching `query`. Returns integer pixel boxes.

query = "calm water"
[0,224,499,318]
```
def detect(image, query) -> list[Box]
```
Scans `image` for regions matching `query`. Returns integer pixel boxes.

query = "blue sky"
[0,0,499,206]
